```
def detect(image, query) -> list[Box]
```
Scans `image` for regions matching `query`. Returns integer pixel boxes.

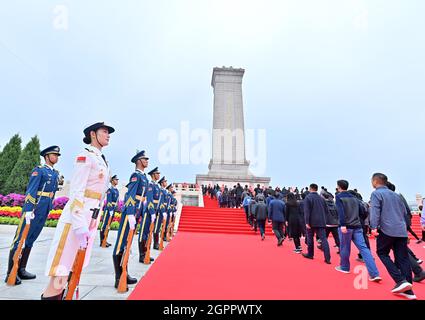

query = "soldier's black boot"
[139,240,154,262]
[99,232,104,246]
[153,234,159,250]
[5,249,21,285]
[127,271,137,285]
[41,290,64,300]
[113,253,123,289]
[18,247,36,280]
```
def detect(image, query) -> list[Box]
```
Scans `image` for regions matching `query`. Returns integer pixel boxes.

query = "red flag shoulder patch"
[76,156,86,163]
[32,171,38,176]
[131,177,138,182]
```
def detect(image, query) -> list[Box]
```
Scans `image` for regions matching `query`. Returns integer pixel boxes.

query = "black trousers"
[325,227,340,247]
[244,206,249,222]
[293,237,301,249]
[306,227,331,261]
[257,220,266,236]
[236,196,242,208]
[408,248,422,276]
[272,221,284,241]
[376,231,412,284]
[407,226,420,241]
[422,230,425,241]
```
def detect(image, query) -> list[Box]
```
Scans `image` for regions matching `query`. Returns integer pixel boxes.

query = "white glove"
[151,214,156,223]
[74,226,90,249]
[25,212,34,225]
[128,215,136,230]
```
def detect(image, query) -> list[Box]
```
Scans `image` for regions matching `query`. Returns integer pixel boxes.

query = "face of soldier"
[46,154,59,166]
[112,179,119,186]
[140,158,149,169]
[91,127,110,147]
[153,172,160,181]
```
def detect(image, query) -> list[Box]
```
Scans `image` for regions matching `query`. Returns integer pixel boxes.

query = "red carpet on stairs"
[129,196,425,300]
[178,196,275,236]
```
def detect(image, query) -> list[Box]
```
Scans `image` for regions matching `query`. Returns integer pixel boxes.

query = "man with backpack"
[318,193,340,254]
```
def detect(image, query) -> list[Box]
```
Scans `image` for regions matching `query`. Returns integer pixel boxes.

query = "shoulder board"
[85,148,95,154]
[37,165,43,168]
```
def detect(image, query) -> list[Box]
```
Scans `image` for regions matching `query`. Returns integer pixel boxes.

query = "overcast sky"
[1,0,424,201]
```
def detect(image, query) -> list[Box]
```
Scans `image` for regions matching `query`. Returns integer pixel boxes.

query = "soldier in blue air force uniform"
[164,184,176,241]
[153,176,170,249]
[112,150,149,290]
[139,167,161,264]
[99,175,119,247]
[5,146,61,285]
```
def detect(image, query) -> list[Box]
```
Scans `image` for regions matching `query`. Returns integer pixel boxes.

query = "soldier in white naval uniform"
[41,122,115,299]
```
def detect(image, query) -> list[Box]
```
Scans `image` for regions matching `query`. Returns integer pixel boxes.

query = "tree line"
[0,134,40,195]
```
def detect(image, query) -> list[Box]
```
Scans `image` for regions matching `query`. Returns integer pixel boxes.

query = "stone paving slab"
[0,224,166,300]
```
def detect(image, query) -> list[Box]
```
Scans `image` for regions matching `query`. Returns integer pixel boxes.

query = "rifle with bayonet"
[159,196,172,250]
[117,186,145,292]
[143,222,155,264]
[117,228,134,293]
[64,247,86,300]
[7,182,47,286]
[64,192,106,300]
[101,203,116,248]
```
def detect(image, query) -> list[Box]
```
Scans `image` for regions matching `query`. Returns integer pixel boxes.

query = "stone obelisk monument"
[196,67,270,187]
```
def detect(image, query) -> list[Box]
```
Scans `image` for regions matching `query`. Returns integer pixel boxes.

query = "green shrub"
[45,220,58,228]
[110,221,120,230]
[9,217,20,225]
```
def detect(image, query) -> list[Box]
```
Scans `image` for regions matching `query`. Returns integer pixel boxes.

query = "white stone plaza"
[0,225,164,300]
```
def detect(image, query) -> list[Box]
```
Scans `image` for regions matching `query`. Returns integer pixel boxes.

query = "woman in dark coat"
[285,193,304,253]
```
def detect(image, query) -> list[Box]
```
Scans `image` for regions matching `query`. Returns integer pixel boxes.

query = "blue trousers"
[154,212,165,235]
[11,205,50,251]
[138,211,153,243]
[113,214,130,256]
[100,210,113,233]
[338,227,380,277]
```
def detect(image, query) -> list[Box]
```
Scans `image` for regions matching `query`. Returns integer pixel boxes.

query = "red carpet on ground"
[129,196,425,300]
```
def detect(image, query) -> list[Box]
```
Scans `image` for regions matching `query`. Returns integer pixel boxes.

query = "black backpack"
[325,200,339,225]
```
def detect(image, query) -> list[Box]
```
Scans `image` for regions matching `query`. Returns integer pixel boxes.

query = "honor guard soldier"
[99,175,119,247]
[5,146,61,285]
[139,167,161,263]
[170,190,178,239]
[112,150,149,289]
[42,122,114,299]
[164,184,175,241]
[153,177,170,249]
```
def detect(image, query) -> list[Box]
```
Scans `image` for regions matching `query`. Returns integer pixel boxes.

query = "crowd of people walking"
[204,173,425,300]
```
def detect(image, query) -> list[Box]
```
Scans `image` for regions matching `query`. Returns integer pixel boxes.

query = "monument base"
[196,174,270,188]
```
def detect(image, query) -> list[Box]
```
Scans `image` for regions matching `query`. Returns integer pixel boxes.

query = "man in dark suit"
[268,192,286,246]
[302,184,331,264]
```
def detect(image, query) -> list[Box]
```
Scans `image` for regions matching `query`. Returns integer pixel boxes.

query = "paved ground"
[0,224,165,300]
